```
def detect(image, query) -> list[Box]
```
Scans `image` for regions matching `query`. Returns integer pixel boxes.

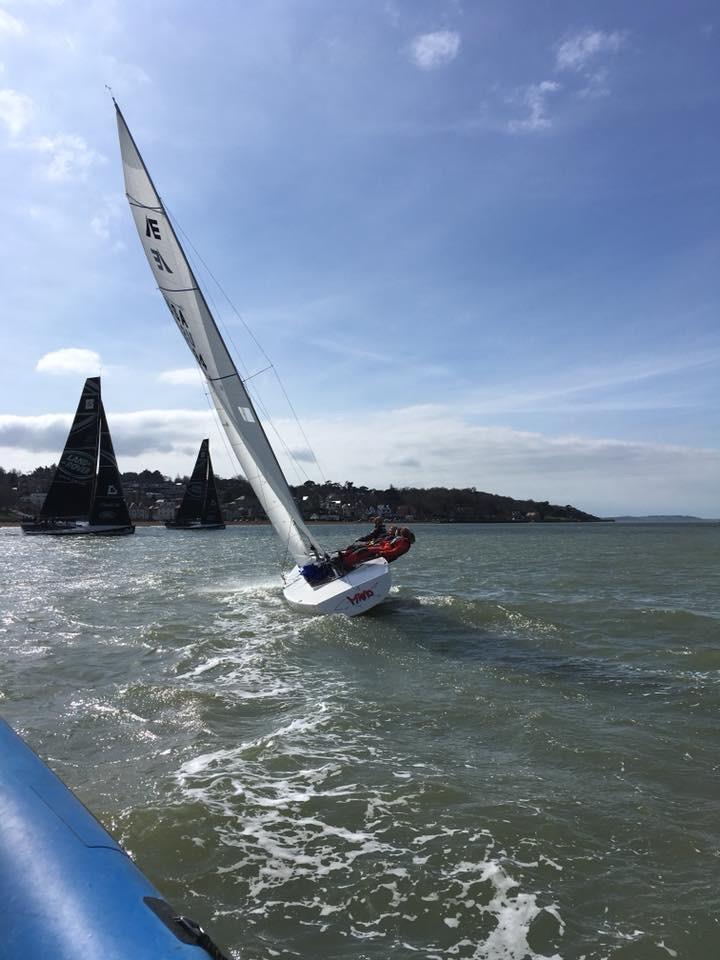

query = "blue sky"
[0,0,718,515]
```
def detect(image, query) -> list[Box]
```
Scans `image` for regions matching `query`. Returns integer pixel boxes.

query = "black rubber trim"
[143,897,231,959]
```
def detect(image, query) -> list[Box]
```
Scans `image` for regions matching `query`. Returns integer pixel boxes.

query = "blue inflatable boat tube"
[0,717,229,959]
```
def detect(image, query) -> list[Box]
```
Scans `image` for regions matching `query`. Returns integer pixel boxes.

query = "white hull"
[283,557,391,616]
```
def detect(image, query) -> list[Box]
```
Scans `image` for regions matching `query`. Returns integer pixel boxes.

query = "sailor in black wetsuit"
[356,516,388,543]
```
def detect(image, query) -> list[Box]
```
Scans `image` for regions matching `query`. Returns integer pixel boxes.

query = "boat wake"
[174,683,564,959]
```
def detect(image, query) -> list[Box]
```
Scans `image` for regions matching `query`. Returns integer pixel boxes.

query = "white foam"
[170,629,565,960]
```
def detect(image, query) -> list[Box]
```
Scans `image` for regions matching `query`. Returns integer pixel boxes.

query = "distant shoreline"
[7,517,719,529]
[1,518,614,527]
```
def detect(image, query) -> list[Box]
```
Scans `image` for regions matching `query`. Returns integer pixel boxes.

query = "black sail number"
[144,218,173,272]
[168,302,208,372]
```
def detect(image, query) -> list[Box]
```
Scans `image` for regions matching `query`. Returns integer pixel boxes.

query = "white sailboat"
[114,103,395,615]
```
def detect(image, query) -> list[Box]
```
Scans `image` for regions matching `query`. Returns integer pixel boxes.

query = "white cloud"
[158,368,203,386]
[0,87,33,135]
[36,348,102,376]
[555,29,626,96]
[30,133,104,181]
[555,29,626,72]
[288,406,720,516]
[508,81,560,133]
[409,30,460,70]
[0,409,214,460]
[1,403,718,515]
[0,90,103,181]
[1,404,717,515]
[0,10,25,39]
[90,195,124,242]
[493,27,625,134]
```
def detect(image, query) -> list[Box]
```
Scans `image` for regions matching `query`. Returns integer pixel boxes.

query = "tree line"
[1,466,603,522]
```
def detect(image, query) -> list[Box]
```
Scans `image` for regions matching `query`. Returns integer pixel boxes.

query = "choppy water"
[1,522,718,959]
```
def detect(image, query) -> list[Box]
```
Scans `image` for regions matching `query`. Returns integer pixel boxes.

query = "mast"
[115,101,322,566]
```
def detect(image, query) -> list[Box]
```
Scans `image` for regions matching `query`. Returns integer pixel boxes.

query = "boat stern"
[283,558,391,616]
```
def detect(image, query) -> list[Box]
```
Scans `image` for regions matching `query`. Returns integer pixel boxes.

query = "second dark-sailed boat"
[166,439,225,530]
[21,377,135,537]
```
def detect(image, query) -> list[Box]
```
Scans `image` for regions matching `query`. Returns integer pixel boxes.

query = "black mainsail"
[22,377,134,536]
[40,377,101,520]
[167,439,225,529]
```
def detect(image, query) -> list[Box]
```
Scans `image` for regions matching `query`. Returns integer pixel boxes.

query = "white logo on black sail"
[59,451,95,481]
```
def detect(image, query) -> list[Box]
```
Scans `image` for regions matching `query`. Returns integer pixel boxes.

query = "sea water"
[1,522,718,959]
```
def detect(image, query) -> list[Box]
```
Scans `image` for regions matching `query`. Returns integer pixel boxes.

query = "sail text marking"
[168,301,208,372]
[150,248,173,272]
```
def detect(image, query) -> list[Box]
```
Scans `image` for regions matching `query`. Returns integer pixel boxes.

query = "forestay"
[115,104,322,566]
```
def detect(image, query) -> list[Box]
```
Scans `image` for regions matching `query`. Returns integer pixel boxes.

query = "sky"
[0,0,718,516]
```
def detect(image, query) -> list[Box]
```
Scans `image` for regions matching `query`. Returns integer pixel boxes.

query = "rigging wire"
[197,271,315,489]
[197,378,292,573]
[167,210,328,487]
[157,204,324,569]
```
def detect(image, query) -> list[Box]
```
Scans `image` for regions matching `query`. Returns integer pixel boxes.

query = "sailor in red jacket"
[338,526,415,572]
[369,527,415,563]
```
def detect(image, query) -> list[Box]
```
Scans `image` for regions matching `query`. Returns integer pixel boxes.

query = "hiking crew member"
[356,516,388,543]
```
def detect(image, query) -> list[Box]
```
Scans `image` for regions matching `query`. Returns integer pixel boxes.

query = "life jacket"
[339,534,413,572]
[368,535,411,563]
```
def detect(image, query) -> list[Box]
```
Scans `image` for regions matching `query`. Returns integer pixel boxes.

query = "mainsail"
[41,377,101,519]
[175,439,224,526]
[115,103,322,567]
[89,404,132,528]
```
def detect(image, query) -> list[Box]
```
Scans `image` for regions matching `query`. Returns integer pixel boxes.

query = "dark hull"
[164,520,226,530]
[92,525,136,537]
[21,521,135,537]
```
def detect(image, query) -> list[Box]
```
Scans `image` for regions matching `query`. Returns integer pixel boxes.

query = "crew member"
[371,527,415,563]
[356,516,388,543]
